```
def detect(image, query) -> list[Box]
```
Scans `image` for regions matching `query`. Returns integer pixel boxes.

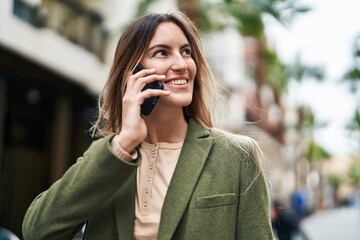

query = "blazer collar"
[158,118,214,239]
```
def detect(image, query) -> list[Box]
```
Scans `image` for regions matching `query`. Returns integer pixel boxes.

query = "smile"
[164,79,188,85]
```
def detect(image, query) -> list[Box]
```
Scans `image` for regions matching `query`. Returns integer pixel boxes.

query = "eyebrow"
[147,43,191,52]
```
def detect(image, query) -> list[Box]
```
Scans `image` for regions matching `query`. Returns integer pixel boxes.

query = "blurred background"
[0,0,359,239]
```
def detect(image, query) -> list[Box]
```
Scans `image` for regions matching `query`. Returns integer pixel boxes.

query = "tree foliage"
[307,140,330,163]
[343,33,360,153]
[343,34,360,93]
[327,173,342,190]
[194,0,311,37]
[135,0,158,17]
[348,157,360,184]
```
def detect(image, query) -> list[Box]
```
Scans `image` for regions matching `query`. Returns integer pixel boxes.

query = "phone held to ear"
[133,64,164,116]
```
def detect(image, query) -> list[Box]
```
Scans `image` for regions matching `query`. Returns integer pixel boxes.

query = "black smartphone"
[133,64,164,116]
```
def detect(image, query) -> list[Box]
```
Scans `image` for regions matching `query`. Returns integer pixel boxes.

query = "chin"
[177,97,193,107]
[164,94,192,107]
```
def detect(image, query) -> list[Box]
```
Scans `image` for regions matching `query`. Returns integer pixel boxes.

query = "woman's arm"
[22,135,140,240]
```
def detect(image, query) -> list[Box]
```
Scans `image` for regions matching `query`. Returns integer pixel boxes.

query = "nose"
[170,54,187,71]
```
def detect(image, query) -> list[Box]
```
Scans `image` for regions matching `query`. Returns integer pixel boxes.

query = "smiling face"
[141,22,197,111]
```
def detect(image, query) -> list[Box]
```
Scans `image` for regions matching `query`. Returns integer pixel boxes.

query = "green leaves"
[348,157,360,184]
[135,0,158,17]
[307,140,330,163]
[342,34,360,93]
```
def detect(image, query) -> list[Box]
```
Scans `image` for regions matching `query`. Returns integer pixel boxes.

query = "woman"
[23,12,273,240]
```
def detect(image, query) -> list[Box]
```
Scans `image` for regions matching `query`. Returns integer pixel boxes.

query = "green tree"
[307,140,330,163]
[347,108,360,152]
[343,33,360,153]
[348,157,360,185]
[327,173,343,206]
[135,0,159,17]
[347,156,360,207]
[266,51,324,93]
[343,34,360,93]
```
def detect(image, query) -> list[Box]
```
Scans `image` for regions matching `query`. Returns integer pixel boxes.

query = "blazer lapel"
[113,172,136,240]
[158,119,214,240]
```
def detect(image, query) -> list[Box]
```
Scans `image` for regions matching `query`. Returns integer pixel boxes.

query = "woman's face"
[141,22,196,110]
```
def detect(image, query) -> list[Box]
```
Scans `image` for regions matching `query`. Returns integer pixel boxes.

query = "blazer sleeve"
[236,138,274,239]
[22,135,140,240]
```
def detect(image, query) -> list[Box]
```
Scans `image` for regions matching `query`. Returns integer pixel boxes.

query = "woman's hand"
[113,68,169,156]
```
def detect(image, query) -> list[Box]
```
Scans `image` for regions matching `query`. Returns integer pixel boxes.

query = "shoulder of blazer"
[208,127,262,166]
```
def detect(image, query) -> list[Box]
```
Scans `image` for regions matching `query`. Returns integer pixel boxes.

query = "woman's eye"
[154,50,167,57]
[182,48,192,56]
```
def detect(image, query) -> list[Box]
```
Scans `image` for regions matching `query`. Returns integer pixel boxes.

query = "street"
[297,207,360,240]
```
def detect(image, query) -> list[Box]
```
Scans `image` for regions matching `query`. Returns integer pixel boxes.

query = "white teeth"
[166,79,187,85]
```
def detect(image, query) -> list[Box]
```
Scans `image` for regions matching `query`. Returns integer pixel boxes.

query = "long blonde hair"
[92,11,217,136]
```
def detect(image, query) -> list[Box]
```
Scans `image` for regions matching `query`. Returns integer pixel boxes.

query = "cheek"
[189,60,197,79]
[152,63,168,73]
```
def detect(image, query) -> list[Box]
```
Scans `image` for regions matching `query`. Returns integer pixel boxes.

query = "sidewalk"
[299,207,360,240]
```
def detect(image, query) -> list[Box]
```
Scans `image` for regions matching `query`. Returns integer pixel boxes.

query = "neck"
[143,109,188,143]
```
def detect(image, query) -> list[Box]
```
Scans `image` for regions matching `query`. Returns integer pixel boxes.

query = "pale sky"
[264,0,360,155]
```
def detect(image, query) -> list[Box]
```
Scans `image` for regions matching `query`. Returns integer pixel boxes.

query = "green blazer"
[23,119,273,240]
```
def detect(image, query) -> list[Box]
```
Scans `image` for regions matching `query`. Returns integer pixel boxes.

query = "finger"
[126,68,156,89]
[133,68,156,77]
[139,89,170,104]
[127,76,166,95]
[134,74,166,91]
